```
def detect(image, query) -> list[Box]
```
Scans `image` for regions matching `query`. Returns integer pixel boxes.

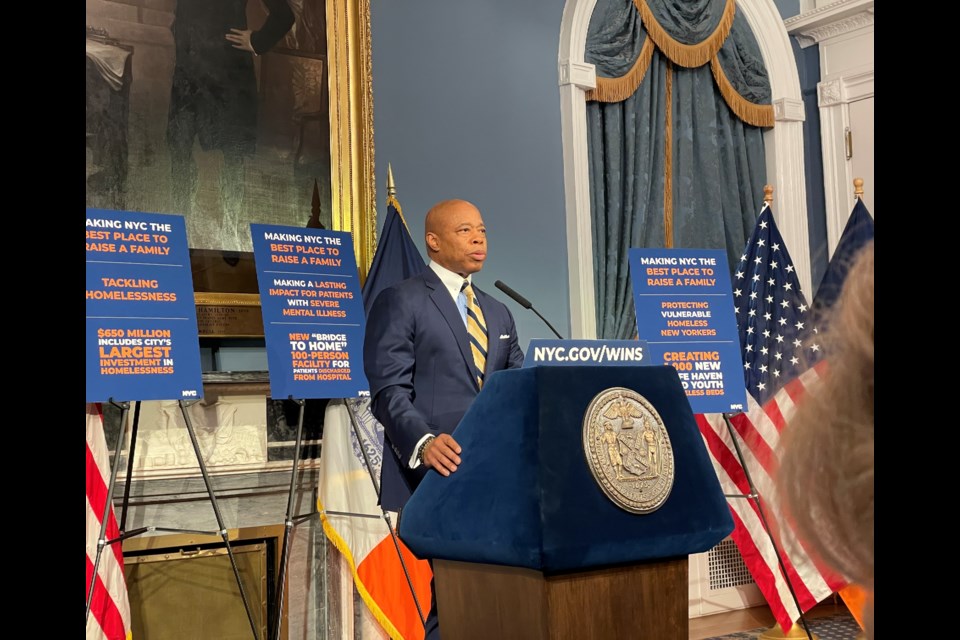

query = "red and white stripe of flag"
[695,364,846,632]
[86,404,132,640]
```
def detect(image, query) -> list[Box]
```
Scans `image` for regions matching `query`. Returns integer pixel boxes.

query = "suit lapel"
[423,271,479,390]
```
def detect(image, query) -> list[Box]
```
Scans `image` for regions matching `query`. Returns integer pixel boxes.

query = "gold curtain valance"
[588,0,773,127]
[587,37,655,103]
[709,58,773,127]
[634,0,734,69]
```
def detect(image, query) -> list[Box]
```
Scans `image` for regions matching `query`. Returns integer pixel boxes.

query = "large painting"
[86,0,375,268]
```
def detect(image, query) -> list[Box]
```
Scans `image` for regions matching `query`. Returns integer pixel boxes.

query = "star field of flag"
[733,204,819,405]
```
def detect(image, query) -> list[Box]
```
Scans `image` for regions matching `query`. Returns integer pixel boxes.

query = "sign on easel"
[629,248,746,414]
[251,224,369,400]
[85,208,204,402]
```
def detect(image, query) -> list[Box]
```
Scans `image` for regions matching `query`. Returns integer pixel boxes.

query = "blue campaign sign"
[523,339,649,367]
[251,224,369,399]
[86,209,204,403]
[629,248,747,413]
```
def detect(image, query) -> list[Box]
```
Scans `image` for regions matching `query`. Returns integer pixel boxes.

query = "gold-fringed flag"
[318,184,433,639]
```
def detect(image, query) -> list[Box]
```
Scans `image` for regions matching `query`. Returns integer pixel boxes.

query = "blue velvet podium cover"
[397,365,733,573]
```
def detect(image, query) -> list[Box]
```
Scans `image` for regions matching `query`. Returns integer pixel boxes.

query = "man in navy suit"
[363,198,524,639]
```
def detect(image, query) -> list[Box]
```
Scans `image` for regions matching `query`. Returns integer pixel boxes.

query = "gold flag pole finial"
[387,163,396,198]
[853,177,864,200]
[386,163,410,229]
[763,184,774,205]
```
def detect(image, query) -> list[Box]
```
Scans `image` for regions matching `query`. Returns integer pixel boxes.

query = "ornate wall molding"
[791,0,875,260]
[818,79,843,107]
[785,0,874,48]
[774,97,806,122]
[818,67,874,255]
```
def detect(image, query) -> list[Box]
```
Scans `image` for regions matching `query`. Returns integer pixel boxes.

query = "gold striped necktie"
[462,282,488,388]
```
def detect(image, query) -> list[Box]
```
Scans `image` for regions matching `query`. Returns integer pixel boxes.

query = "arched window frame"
[558,0,810,338]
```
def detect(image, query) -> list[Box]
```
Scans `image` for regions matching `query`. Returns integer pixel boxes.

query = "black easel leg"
[118,400,142,532]
[179,400,261,640]
[272,397,307,640]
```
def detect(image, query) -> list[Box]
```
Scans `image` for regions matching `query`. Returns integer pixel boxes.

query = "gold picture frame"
[192,0,376,336]
[87,0,377,316]
[327,0,377,282]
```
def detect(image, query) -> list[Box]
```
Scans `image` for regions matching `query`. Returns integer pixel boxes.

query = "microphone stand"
[531,308,563,340]
[494,280,564,339]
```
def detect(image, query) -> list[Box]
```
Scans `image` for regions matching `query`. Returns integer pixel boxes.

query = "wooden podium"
[434,557,688,640]
[397,365,734,640]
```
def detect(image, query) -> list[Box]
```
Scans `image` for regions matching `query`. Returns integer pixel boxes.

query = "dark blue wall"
[370,1,570,350]
[772,0,800,19]
[792,38,828,295]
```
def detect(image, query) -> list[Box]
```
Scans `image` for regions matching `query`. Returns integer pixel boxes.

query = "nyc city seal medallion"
[582,387,675,514]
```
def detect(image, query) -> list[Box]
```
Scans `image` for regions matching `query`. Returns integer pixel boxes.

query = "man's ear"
[425,232,439,253]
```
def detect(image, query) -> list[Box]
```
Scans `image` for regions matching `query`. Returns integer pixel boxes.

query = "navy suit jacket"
[363,268,524,512]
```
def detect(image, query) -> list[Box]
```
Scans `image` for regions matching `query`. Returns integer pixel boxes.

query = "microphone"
[495,280,564,339]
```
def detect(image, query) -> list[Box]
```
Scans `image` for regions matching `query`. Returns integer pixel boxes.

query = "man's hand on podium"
[424,433,462,477]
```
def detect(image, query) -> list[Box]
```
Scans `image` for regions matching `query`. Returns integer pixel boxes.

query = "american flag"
[86,403,133,640]
[695,203,846,632]
[733,203,819,404]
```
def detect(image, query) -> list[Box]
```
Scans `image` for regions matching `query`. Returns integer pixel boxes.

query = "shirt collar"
[429,260,472,301]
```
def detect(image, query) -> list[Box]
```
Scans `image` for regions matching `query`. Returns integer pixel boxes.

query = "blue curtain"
[585,0,771,339]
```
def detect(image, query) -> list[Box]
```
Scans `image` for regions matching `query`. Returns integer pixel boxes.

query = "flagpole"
[386,162,410,230]
[721,185,815,640]
[720,412,817,640]
[846,177,869,640]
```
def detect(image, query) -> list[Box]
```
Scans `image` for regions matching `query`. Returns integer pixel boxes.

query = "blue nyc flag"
[361,195,427,315]
[812,198,874,314]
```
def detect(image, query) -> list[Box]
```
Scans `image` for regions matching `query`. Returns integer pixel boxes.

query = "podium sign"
[523,339,648,367]
[251,224,369,399]
[85,208,204,402]
[629,248,747,413]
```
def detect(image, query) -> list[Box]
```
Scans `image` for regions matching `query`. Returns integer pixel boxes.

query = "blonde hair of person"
[778,240,874,637]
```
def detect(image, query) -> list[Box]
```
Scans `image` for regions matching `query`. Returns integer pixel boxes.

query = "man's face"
[427,201,487,276]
